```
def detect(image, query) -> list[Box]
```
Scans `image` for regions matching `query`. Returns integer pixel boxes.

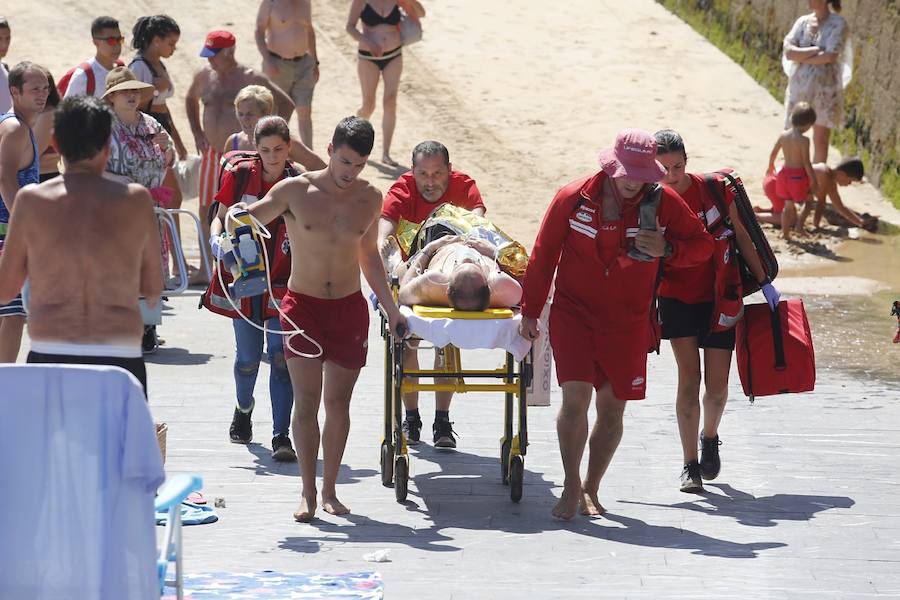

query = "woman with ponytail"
[782,0,851,164]
[130,15,185,156]
[130,15,194,280]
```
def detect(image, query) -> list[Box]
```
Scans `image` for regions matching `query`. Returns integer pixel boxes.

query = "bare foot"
[322,494,350,516]
[794,227,810,238]
[293,495,317,523]
[579,489,606,517]
[552,484,580,520]
[382,154,399,167]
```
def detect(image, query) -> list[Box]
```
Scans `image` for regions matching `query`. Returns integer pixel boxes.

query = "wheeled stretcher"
[379,298,533,503]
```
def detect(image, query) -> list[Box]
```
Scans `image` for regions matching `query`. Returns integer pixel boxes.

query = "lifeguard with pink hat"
[518,127,715,520]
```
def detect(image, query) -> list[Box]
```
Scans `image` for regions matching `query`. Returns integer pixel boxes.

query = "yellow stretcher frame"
[379,296,532,504]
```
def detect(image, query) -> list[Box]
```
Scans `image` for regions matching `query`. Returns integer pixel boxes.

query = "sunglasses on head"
[94,35,125,46]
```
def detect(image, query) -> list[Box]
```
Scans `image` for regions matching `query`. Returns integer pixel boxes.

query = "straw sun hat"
[102,66,154,106]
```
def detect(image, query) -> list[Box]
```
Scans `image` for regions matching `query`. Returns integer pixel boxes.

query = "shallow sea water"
[780,230,899,389]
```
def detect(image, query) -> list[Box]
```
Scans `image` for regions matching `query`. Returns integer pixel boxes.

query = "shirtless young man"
[186,30,294,248]
[397,235,522,310]
[0,96,163,394]
[256,0,318,147]
[0,62,49,362]
[237,116,406,522]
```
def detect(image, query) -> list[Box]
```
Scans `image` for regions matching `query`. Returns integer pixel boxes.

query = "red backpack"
[57,59,125,97]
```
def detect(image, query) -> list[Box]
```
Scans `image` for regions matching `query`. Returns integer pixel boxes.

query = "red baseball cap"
[598,128,666,183]
[200,30,236,57]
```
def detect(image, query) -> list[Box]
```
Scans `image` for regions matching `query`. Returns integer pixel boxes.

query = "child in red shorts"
[766,102,819,241]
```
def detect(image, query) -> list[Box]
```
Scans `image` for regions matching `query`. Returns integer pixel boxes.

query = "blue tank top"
[0,111,40,226]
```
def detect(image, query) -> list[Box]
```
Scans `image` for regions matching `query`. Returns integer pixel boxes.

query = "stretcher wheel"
[394,455,409,503]
[380,442,393,487]
[509,455,524,503]
[500,440,511,485]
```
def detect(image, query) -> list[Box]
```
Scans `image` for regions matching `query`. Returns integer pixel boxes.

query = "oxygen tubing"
[219,209,324,359]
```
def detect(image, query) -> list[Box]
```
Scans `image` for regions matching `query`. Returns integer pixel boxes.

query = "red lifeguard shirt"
[213,158,292,285]
[520,171,713,332]
[658,173,736,305]
[381,170,485,224]
[215,170,276,208]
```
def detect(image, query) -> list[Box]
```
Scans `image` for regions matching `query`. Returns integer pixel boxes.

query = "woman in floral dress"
[102,66,174,352]
[782,0,851,163]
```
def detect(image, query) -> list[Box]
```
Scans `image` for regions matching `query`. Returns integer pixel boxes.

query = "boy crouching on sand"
[765,102,818,241]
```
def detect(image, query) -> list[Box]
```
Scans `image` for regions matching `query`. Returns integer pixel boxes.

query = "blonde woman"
[224,85,324,170]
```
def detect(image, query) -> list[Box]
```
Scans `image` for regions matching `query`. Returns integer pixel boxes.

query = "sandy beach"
[7,1,898,354]
[12,1,898,246]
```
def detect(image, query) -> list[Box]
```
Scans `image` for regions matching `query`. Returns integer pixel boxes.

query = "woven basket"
[156,422,168,464]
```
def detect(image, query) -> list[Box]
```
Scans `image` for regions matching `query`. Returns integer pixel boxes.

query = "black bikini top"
[361,3,402,27]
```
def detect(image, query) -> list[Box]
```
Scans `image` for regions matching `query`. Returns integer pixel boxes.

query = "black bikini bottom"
[358,46,402,71]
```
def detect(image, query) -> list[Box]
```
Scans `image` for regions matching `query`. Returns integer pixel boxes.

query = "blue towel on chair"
[156,501,218,526]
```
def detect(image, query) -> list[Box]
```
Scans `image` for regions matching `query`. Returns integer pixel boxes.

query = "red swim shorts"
[775,167,809,204]
[548,304,649,400]
[279,289,369,369]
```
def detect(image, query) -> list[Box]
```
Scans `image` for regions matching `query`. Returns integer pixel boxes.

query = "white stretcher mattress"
[399,305,532,361]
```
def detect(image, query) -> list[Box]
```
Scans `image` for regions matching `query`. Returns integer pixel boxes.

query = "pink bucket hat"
[598,128,666,183]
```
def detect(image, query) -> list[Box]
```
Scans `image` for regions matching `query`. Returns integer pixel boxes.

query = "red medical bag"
[736,299,815,402]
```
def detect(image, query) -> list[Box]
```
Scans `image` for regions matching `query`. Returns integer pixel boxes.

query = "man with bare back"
[256,0,318,147]
[236,116,406,522]
[186,29,294,248]
[0,96,163,395]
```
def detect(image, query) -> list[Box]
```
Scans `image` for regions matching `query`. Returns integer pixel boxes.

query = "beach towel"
[155,501,218,526]
[161,571,383,599]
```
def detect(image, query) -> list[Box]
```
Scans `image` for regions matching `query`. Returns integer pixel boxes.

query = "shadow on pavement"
[275,447,787,558]
[622,482,854,528]
[596,512,786,558]
[236,445,378,484]
[145,347,214,366]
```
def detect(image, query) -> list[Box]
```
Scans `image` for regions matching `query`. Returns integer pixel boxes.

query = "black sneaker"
[141,326,158,354]
[229,407,252,444]
[402,415,422,446]
[700,434,722,481]
[433,420,457,449]
[680,460,703,493]
[271,433,296,462]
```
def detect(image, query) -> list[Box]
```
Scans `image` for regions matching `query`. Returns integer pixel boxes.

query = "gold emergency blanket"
[395,203,529,280]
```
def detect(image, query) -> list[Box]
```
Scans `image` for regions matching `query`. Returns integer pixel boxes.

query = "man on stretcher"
[395,234,523,311]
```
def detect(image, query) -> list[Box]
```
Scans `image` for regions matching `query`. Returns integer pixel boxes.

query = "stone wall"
[658,0,900,206]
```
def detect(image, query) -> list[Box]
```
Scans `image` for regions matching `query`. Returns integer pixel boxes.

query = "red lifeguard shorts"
[279,289,369,369]
[775,167,810,204]
[549,304,648,401]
